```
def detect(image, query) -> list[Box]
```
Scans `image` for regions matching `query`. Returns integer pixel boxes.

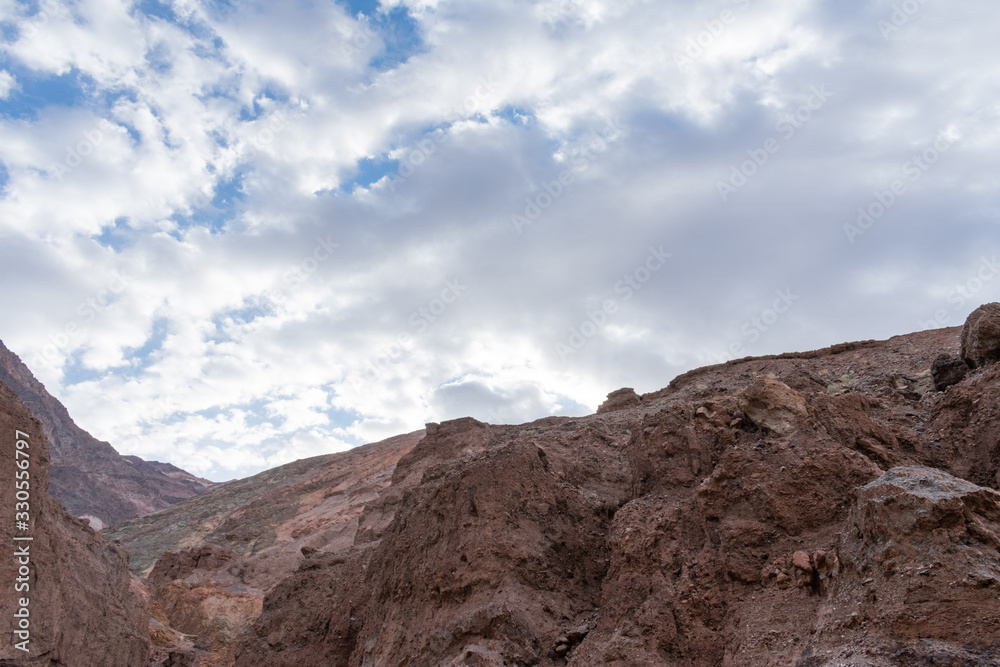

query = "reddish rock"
[961,302,1000,368]
[0,384,149,665]
[597,388,641,414]
[107,429,422,662]
[0,339,212,527]
[233,324,1000,666]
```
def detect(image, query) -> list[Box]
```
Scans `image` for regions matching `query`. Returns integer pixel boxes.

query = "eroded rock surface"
[107,429,422,663]
[234,324,1000,666]
[0,384,149,666]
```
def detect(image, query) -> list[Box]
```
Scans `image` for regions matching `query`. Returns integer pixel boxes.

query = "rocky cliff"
[229,310,1000,666]
[0,383,149,666]
[105,430,423,665]
[0,339,213,528]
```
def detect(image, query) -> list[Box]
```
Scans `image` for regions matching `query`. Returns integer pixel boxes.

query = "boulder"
[738,376,808,435]
[961,302,1000,368]
[931,353,968,391]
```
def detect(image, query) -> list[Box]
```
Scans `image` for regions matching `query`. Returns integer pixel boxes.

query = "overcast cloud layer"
[1,0,997,480]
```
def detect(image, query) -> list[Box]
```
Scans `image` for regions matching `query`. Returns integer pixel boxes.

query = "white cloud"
[1,0,999,480]
[0,71,15,100]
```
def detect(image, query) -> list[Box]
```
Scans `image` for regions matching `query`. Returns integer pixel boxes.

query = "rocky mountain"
[0,339,213,528]
[105,429,424,664]
[217,313,999,666]
[28,305,1000,666]
[0,382,150,665]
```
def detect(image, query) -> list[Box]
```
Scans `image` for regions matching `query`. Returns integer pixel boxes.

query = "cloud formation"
[1,0,998,480]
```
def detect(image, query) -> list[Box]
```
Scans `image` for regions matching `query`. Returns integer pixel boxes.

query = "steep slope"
[105,430,423,664]
[0,383,149,666]
[234,319,1000,666]
[0,339,213,528]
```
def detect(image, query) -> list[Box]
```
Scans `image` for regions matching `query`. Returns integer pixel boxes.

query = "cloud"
[0,0,998,480]
[0,71,15,100]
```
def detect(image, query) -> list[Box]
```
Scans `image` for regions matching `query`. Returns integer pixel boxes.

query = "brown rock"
[792,550,813,572]
[147,544,238,590]
[931,353,969,390]
[738,376,808,435]
[596,387,641,413]
[29,323,1000,666]
[0,384,150,665]
[961,302,1000,369]
[0,340,213,528]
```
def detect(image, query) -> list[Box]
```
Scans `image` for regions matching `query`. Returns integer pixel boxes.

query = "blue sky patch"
[0,64,91,120]
[170,169,247,235]
[62,349,107,385]
[239,86,290,122]
[342,154,400,191]
[368,6,426,71]
[324,404,364,432]
[135,0,179,23]
[494,105,536,126]
[121,316,170,372]
[207,298,274,343]
[92,217,134,252]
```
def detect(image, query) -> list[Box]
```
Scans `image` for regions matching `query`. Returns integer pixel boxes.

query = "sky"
[0,0,997,482]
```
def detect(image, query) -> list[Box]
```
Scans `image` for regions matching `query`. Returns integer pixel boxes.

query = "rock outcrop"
[737,375,808,435]
[961,302,1000,369]
[105,429,423,663]
[0,339,213,528]
[596,388,641,414]
[0,383,150,665]
[235,322,1000,666]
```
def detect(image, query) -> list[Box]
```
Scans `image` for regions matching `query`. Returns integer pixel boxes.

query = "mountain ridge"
[0,339,213,528]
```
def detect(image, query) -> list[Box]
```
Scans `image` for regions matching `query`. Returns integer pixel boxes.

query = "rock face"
[105,429,423,663]
[0,383,149,665]
[961,302,1000,368]
[0,339,213,528]
[819,466,1000,665]
[234,325,1000,666]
